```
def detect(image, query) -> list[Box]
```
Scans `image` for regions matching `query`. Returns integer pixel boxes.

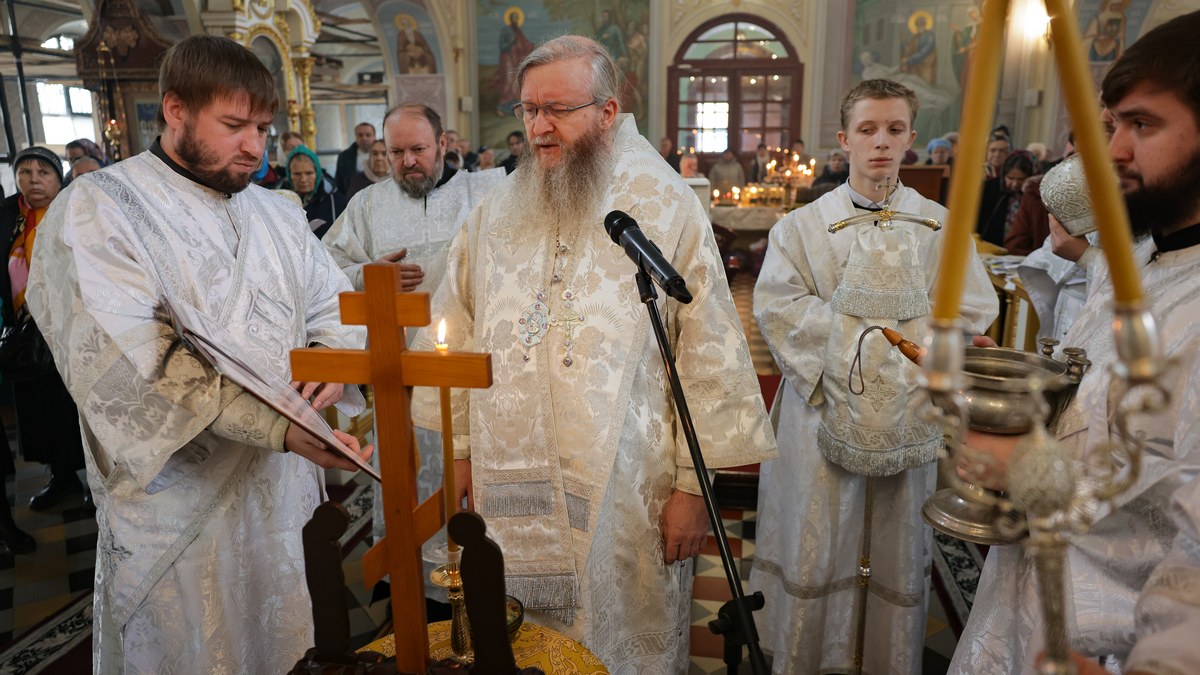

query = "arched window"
[668,15,802,171]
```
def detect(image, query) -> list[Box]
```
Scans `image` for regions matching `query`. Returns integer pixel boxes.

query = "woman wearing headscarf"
[0,146,87,518]
[345,139,390,200]
[62,138,107,186]
[975,150,1037,248]
[285,146,347,239]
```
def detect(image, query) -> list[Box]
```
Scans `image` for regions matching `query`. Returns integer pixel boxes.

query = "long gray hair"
[515,36,622,108]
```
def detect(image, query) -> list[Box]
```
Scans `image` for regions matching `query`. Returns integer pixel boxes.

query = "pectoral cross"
[827,176,944,234]
[549,289,585,367]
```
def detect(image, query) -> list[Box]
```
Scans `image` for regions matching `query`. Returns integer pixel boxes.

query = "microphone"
[604,210,693,304]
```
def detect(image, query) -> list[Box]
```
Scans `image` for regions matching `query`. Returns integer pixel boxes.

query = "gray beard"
[395,149,444,199]
[513,123,613,235]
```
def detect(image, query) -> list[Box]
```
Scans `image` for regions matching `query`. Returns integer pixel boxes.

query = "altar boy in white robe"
[749,79,997,674]
[26,36,373,674]
[412,36,776,672]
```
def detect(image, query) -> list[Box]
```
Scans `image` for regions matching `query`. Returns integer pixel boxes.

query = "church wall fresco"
[851,0,984,146]
[376,0,449,121]
[473,0,651,151]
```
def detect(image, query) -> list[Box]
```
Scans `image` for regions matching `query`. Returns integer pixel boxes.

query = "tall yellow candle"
[931,0,1011,321]
[434,319,459,552]
[1043,0,1143,304]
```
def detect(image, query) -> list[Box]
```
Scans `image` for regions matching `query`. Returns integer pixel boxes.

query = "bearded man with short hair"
[26,35,373,673]
[412,35,776,672]
[324,104,505,295]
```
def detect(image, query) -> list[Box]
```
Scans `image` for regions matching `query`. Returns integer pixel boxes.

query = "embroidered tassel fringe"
[478,481,554,517]
[817,426,942,477]
[831,286,931,321]
[507,574,579,626]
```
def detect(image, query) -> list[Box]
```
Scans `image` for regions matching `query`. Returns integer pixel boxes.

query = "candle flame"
[437,318,447,345]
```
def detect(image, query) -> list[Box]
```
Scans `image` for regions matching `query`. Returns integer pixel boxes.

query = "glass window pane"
[741,102,764,128]
[740,130,765,152]
[701,76,729,102]
[737,23,776,41]
[72,117,95,142]
[765,131,787,150]
[741,75,766,100]
[68,87,93,115]
[42,115,75,145]
[679,76,695,100]
[765,103,789,127]
[37,83,68,115]
[768,75,791,100]
[685,41,735,60]
[677,131,699,154]
[696,129,728,154]
[696,23,737,41]
[763,41,789,58]
[678,103,699,127]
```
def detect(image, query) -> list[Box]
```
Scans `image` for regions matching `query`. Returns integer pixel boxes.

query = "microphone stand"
[634,268,768,674]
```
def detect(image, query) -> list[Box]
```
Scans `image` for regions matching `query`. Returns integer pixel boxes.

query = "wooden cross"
[290,263,492,673]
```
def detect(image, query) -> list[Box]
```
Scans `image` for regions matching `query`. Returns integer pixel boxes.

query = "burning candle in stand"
[434,319,458,537]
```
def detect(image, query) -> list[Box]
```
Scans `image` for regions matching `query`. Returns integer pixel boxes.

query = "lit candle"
[1043,0,1142,304]
[931,0,1010,321]
[434,319,458,548]
[792,153,800,163]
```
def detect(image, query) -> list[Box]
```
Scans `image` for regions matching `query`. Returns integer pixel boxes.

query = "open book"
[163,297,381,482]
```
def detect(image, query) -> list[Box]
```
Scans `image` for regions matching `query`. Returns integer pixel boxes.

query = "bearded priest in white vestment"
[324,103,504,554]
[412,36,776,672]
[324,103,505,297]
[949,15,1200,672]
[25,36,373,674]
[749,79,997,674]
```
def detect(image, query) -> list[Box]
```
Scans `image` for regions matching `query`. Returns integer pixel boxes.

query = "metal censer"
[921,310,1171,674]
[922,339,1089,545]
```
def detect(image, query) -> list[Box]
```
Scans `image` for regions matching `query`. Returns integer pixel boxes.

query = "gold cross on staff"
[290,263,492,673]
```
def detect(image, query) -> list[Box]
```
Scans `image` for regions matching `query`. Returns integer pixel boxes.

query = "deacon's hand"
[1049,215,1089,262]
[661,490,709,565]
[285,426,375,471]
[290,381,344,411]
[956,429,1019,491]
[375,247,425,291]
[454,459,474,511]
[972,335,999,348]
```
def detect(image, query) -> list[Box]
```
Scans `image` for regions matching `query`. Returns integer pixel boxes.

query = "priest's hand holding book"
[285,425,375,472]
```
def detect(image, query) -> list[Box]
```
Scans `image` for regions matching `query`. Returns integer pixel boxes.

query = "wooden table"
[360,621,609,674]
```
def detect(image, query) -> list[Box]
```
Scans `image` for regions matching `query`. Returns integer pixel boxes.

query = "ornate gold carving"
[294,56,316,148]
[244,24,297,105]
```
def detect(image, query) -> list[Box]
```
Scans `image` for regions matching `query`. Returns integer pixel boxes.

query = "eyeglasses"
[511,100,598,121]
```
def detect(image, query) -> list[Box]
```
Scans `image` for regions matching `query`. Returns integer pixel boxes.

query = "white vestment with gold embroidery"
[413,115,777,673]
[750,183,997,674]
[27,152,365,674]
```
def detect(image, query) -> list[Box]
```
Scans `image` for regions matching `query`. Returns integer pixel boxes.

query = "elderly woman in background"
[62,138,106,186]
[286,146,347,239]
[346,139,390,200]
[925,138,953,165]
[0,147,87,519]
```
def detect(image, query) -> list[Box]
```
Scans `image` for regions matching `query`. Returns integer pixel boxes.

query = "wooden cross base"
[290,263,492,672]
